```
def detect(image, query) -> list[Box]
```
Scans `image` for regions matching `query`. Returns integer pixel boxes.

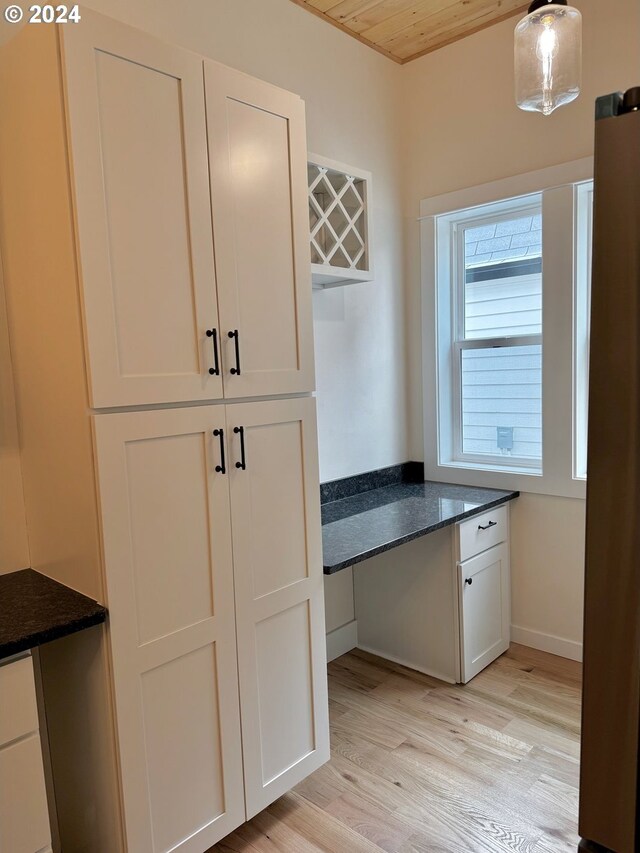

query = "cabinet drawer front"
[0,655,39,747]
[0,733,52,853]
[458,505,507,562]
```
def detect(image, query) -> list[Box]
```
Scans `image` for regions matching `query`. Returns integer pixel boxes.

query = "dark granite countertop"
[0,568,107,660]
[322,481,519,574]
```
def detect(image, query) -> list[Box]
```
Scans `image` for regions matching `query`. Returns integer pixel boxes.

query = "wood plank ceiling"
[290,0,530,64]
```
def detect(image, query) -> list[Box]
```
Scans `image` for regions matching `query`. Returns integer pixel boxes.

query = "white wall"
[510,493,586,660]
[401,0,640,656]
[0,16,28,573]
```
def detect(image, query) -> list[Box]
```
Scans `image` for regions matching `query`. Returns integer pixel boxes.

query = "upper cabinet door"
[226,398,329,816]
[61,15,223,407]
[205,62,315,398]
[93,405,245,852]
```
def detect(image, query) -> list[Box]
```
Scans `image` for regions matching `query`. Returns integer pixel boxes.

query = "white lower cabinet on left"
[93,398,329,852]
[0,654,52,853]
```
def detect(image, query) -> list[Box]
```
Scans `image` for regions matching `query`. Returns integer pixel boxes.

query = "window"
[452,202,543,471]
[574,181,594,480]
[421,159,594,499]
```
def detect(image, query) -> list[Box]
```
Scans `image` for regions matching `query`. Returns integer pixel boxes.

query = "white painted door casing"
[61,17,223,408]
[226,397,329,817]
[205,62,315,399]
[93,406,245,853]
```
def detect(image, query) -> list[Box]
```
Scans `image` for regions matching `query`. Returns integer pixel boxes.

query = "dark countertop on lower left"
[0,568,107,660]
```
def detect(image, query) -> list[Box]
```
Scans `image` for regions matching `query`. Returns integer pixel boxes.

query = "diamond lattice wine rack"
[308,154,373,288]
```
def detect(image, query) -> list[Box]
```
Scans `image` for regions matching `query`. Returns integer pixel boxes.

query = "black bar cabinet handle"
[234,426,246,470]
[213,428,226,474]
[478,520,497,531]
[206,328,220,376]
[228,330,241,375]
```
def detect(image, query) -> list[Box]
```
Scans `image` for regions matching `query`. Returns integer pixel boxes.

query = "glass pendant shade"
[515,1,582,116]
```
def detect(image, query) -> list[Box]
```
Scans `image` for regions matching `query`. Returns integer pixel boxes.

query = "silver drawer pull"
[478,520,497,531]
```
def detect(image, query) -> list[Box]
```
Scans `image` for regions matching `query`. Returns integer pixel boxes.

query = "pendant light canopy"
[515,0,582,116]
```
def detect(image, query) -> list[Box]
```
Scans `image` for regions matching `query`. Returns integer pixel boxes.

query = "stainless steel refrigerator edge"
[579,89,640,853]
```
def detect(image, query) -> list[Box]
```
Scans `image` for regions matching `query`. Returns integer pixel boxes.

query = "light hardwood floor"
[213,644,582,852]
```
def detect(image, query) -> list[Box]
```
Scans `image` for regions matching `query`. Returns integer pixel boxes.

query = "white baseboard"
[326,620,358,662]
[356,643,456,685]
[511,625,583,662]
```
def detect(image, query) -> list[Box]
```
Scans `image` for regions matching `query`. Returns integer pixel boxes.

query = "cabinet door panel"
[93,406,244,852]
[141,646,226,853]
[0,655,40,747]
[458,543,510,683]
[0,734,51,853]
[255,601,315,784]
[227,398,329,816]
[62,17,222,407]
[205,62,315,398]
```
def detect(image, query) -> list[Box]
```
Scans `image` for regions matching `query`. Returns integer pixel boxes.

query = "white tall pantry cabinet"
[0,12,328,853]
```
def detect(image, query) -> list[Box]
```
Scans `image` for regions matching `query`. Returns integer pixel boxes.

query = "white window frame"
[448,199,543,471]
[573,181,594,481]
[420,158,593,499]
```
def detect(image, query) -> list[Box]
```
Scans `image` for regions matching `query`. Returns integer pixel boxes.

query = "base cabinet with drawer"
[456,506,511,684]
[0,655,52,853]
[354,504,512,685]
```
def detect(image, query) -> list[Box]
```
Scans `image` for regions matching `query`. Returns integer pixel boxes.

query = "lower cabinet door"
[0,733,51,853]
[94,406,245,853]
[458,543,510,683]
[226,397,330,817]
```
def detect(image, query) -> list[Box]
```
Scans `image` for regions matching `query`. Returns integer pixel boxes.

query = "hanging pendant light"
[515,0,582,116]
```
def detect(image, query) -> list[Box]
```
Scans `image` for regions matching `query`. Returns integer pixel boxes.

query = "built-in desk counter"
[322,480,519,574]
[321,466,519,684]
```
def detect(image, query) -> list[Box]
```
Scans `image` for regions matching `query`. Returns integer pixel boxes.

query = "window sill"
[426,459,586,501]
[444,459,542,477]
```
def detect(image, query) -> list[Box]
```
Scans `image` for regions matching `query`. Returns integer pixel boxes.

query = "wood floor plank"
[332,707,408,750]
[213,646,582,852]
[269,792,382,852]
[325,790,414,851]
[532,831,579,853]
[242,808,326,852]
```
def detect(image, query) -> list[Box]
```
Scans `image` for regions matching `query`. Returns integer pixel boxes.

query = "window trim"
[573,181,594,481]
[420,158,593,499]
